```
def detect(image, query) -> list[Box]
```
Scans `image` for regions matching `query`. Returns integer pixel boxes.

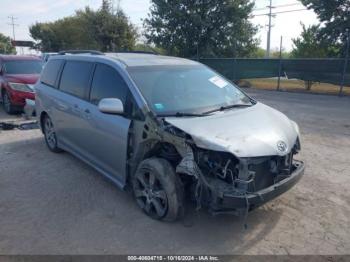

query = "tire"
[43,114,63,153]
[133,158,184,221]
[2,90,16,114]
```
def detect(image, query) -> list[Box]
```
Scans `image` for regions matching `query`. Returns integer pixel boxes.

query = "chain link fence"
[199,58,350,96]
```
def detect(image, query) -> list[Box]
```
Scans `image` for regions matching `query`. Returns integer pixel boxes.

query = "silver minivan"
[35,51,305,221]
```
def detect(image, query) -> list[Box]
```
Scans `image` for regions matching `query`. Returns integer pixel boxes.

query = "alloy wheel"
[44,117,57,149]
[134,170,168,219]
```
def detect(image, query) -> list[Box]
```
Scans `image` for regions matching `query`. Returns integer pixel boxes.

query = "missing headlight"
[195,149,239,185]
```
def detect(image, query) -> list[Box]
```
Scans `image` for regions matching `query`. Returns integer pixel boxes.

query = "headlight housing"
[290,121,301,152]
[8,82,34,93]
[290,120,300,136]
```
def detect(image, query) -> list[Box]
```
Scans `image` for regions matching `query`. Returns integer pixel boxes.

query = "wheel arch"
[142,142,182,166]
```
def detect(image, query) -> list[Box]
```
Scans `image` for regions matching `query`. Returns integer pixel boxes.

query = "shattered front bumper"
[211,160,305,212]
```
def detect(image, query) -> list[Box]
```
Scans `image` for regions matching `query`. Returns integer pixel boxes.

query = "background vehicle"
[41,52,58,63]
[0,55,43,114]
[35,51,304,221]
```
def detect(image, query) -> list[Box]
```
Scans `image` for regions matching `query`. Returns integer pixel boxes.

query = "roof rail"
[116,51,158,55]
[58,50,104,55]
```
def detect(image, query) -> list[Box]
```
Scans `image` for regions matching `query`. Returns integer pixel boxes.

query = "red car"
[0,55,43,114]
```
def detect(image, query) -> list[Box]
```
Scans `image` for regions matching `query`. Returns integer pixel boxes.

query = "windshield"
[4,60,43,74]
[127,64,252,116]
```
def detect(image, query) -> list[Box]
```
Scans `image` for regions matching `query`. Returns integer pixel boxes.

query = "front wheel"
[43,114,63,153]
[2,91,16,114]
[133,158,184,221]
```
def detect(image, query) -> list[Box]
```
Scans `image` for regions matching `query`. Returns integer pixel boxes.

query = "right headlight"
[290,120,300,136]
[295,136,301,152]
[8,82,34,93]
[290,121,301,152]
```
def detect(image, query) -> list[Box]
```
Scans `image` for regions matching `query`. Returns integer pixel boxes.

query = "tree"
[250,47,266,58]
[0,33,16,54]
[290,23,339,58]
[248,47,291,58]
[270,48,291,59]
[133,43,167,55]
[144,0,259,58]
[300,0,350,56]
[290,23,340,90]
[30,0,137,52]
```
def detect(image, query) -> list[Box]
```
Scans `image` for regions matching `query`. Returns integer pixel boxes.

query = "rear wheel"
[133,158,184,221]
[43,114,62,153]
[2,91,16,114]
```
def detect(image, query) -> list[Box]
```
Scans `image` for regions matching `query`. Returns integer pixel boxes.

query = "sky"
[0,0,319,54]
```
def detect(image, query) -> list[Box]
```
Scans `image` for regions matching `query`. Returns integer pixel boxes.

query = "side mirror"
[98,98,124,115]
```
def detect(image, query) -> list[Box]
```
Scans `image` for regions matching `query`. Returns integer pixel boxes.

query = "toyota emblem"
[277,141,287,152]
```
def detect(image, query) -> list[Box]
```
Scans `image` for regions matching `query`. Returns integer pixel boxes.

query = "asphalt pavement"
[0,89,349,255]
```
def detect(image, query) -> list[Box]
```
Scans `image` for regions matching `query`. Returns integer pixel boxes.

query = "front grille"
[248,153,294,191]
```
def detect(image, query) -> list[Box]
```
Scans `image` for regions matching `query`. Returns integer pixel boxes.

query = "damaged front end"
[128,113,305,217]
[190,147,304,215]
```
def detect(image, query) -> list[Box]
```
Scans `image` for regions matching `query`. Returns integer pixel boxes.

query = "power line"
[253,8,308,17]
[253,2,301,11]
[276,3,303,8]
[270,8,308,15]
[259,1,306,58]
[252,3,309,57]
[7,15,18,41]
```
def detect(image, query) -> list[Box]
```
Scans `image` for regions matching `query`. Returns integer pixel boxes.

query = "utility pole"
[8,15,18,41]
[266,0,275,58]
[112,0,121,12]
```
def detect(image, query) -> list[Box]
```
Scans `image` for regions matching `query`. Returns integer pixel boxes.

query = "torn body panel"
[127,111,305,216]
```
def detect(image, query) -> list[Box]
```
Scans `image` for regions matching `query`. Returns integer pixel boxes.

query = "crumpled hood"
[165,102,299,157]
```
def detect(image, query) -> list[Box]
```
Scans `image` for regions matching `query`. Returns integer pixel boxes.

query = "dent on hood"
[165,103,299,157]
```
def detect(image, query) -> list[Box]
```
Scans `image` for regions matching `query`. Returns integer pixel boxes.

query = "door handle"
[83,108,92,120]
[57,102,67,111]
[72,104,80,114]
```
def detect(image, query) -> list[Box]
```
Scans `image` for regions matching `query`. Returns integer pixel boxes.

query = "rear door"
[36,59,64,129]
[54,60,94,156]
[78,63,131,184]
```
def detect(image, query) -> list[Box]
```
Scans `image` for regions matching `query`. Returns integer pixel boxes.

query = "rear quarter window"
[40,60,63,88]
[59,61,94,99]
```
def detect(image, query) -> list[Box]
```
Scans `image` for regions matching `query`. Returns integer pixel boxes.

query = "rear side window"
[59,61,93,99]
[90,63,128,105]
[41,60,63,88]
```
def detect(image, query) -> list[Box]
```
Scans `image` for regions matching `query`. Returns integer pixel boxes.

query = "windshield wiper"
[158,112,209,117]
[203,103,253,114]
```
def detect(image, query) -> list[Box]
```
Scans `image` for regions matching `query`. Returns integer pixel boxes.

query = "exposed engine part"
[196,149,240,185]
[176,151,199,178]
